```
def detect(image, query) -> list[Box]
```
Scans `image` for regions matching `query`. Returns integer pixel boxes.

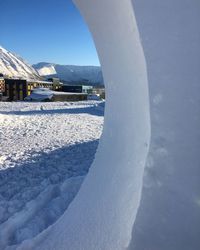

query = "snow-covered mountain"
[33,62,104,86]
[0,46,41,79]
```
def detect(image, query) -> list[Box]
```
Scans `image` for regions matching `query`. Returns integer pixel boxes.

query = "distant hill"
[0,46,41,79]
[0,46,104,86]
[33,62,104,86]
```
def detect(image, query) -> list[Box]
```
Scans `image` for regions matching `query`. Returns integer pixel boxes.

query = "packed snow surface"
[0,101,104,249]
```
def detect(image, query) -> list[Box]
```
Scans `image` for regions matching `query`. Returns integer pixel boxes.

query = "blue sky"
[0,0,100,66]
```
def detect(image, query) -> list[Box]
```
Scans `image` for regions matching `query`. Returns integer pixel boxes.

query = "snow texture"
[16,0,150,249]
[0,101,104,249]
[128,1,200,249]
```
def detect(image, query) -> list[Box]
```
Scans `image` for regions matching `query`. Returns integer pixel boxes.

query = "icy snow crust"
[0,101,104,249]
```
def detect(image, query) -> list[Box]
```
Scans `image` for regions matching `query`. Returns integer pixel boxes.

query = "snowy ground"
[0,101,104,249]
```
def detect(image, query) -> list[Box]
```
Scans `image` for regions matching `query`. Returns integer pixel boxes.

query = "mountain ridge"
[0,46,104,86]
[0,46,41,79]
[33,62,104,86]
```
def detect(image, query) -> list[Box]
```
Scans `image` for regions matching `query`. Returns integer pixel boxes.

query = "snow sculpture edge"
[18,0,150,249]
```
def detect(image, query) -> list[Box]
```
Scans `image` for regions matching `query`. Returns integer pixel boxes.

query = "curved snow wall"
[129,0,200,250]
[18,0,200,250]
[18,0,150,249]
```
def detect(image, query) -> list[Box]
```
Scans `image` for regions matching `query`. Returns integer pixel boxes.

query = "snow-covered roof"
[25,88,87,101]
[53,91,87,96]
[27,80,54,85]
